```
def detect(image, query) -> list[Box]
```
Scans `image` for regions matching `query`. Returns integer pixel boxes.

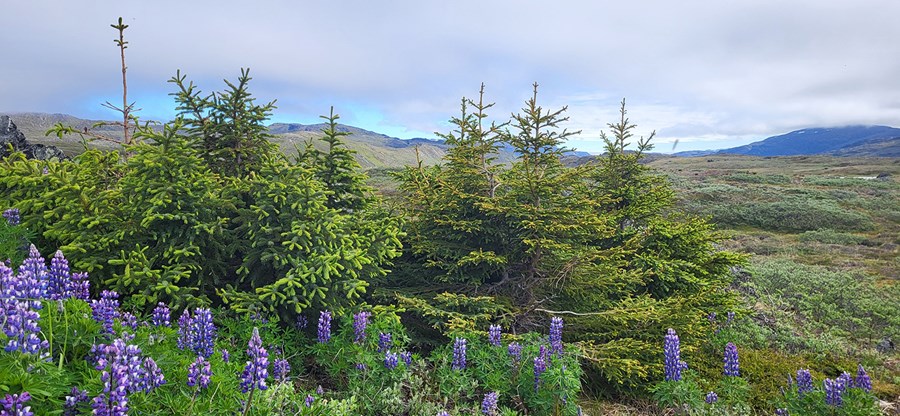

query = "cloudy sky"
[3,1,900,153]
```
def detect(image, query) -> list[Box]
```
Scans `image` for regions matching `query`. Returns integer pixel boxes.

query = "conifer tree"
[169,68,278,177]
[393,85,744,388]
[296,107,371,212]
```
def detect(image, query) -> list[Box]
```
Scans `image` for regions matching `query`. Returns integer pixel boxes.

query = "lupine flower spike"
[189,308,217,358]
[151,302,170,327]
[187,356,212,390]
[664,329,682,381]
[0,391,33,416]
[705,391,718,404]
[534,345,549,391]
[488,325,502,347]
[451,337,467,370]
[796,368,813,395]
[378,332,392,352]
[317,311,332,343]
[549,317,564,356]
[724,342,740,377]
[240,327,269,394]
[353,311,371,344]
[481,392,499,416]
[854,364,872,392]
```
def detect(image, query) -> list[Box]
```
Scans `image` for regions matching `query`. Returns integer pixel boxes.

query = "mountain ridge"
[675,125,900,157]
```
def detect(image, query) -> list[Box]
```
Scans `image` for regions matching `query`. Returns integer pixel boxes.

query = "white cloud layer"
[3,0,900,152]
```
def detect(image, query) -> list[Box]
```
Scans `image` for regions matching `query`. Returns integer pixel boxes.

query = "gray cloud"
[3,0,900,152]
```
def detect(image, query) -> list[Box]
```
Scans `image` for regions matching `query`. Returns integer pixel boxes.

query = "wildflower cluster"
[91,337,165,415]
[0,259,48,355]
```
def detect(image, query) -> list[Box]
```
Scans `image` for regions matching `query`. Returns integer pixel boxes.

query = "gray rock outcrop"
[1,115,67,160]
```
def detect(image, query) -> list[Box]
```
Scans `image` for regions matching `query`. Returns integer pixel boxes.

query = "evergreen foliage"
[0,73,402,318]
[392,85,745,388]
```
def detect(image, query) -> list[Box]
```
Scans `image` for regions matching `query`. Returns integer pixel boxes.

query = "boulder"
[0,115,66,160]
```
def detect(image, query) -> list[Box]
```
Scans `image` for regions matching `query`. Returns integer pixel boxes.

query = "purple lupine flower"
[837,372,852,400]
[796,368,813,395]
[91,290,120,334]
[724,342,740,377]
[508,342,523,364]
[187,356,212,390]
[534,345,549,391]
[436,412,449,416]
[133,357,165,392]
[240,327,269,393]
[189,308,217,358]
[222,349,230,363]
[48,250,70,300]
[304,395,314,408]
[273,358,291,382]
[400,351,412,366]
[707,312,717,323]
[705,391,718,404]
[378,332,392,353]
[17,245,48,306]
[488,325,502,347]
[824,378,844,407]
[317,311,332,343]
[664,329,682,381]
[295,314,308,330]
[120,312,138,331]
[151,302,170,327]
[3,300,48,355]
[451,337,467,371]
[355,363,367,371]
[68,272,90,301]
[549,317,564,356]
[176,310,192,350]
[726,311,735,323]
[63,387,89,416]
[316,385,324,395]
[481,391,499,416]
[384,350,399,370]
[353,311,372,344]
[775,409,788,416]
[854,364,872,392]
[0,391,33,416]
[91,337,161,415]
[2,208,20,226]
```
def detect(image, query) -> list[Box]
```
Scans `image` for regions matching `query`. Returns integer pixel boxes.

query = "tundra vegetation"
[0,18,895,416]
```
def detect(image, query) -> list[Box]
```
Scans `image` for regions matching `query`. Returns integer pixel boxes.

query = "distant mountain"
[3,113,520,169]
[713,125,900,157]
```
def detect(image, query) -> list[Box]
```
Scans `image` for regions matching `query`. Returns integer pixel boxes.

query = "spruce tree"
[169,68,279,177]
[296,107,371,212]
